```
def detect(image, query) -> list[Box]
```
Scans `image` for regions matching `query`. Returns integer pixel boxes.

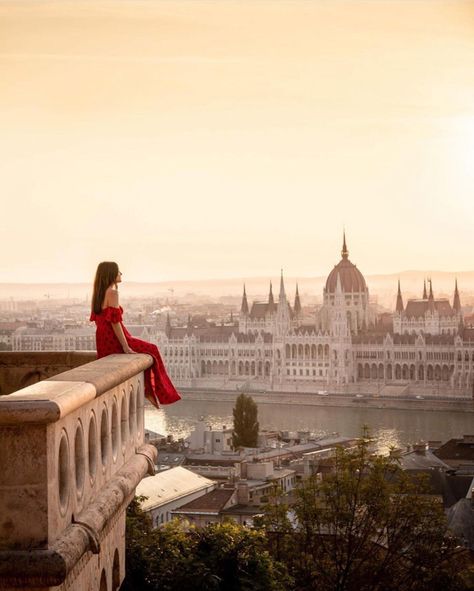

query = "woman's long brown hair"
[91,261,119,315]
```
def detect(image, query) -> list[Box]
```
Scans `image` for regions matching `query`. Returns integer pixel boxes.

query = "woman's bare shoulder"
[103,286,119,308]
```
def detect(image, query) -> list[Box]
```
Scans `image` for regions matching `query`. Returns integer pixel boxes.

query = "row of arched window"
[357,363,454,382]
[285,343,330,359]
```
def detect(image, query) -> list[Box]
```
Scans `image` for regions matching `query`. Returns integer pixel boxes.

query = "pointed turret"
[294,283,302,315]
[396,280,404,313]
[268,281,275,312]
[240,284,249,315]
[279,269,287,303]
[453,279,461,312]
[186,314,193,336]
[428,278,435,312]
[341,230,349,260]
[423,279,428,300]
[275,269,291,336]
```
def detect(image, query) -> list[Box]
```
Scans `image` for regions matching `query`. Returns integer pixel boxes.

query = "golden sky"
[1,0,473,283]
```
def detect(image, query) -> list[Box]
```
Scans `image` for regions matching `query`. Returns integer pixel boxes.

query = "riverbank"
[178,388,474,413]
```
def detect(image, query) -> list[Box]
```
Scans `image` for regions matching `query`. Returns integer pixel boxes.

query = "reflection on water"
[145,401,474,454]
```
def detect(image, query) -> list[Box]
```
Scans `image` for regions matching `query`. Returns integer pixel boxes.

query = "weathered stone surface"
[47,354,153,397]
[0,356,156,590]
[0,382,95,424]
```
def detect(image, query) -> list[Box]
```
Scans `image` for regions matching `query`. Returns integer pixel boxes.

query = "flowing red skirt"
[90,306,181,408]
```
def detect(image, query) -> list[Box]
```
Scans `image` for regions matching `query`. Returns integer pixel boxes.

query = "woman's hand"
[123,346,137,354]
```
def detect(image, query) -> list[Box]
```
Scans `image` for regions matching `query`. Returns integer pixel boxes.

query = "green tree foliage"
[232,393,259,449]
[259,436,471,591]
[123,498,290,591]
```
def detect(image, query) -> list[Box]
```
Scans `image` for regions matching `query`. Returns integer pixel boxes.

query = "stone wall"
[0,352,96,396]
[0,354,157,591]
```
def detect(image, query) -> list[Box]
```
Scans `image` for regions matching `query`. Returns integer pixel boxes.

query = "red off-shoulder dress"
[89,305,181,408]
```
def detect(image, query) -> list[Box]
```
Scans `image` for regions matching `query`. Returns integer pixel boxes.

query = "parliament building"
[156,236,474,399]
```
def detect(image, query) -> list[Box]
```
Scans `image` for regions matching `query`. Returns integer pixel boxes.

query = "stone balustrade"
[0,354,157,591]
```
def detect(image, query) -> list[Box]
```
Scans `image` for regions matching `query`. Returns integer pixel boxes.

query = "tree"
[259,435,470,591]
[232,393,259,449]
[123,497,290,591]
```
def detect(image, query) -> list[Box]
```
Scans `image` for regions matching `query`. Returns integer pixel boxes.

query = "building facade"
[156,235,474,399]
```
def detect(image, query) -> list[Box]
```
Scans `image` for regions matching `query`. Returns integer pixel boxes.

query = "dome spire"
[341,230,349,260]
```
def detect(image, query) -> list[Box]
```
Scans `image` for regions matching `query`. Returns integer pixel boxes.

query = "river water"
[145,400,474,453]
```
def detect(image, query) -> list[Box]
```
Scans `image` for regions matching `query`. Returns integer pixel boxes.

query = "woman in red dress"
[89,261,181,409]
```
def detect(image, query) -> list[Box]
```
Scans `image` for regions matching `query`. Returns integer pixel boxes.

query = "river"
[145,400,474,453]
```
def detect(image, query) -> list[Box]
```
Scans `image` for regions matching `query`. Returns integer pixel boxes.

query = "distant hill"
[1,270,473,309]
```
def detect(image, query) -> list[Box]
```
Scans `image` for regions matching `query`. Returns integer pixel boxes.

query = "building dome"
[325,234,367,293]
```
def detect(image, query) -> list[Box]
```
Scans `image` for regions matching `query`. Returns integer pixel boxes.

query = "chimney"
[237,482,250,504]
[413,442,428,455]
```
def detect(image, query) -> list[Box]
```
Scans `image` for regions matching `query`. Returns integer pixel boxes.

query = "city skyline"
[1,1,473,283]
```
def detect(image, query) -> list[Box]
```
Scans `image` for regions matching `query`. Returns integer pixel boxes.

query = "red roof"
[404,299,454,318]
[250,302,272,319]
[173,488,235,514]
[325,258,366,294]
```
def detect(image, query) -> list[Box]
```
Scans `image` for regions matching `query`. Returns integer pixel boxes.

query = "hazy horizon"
[1,1,473,283]
[1,268,474,307]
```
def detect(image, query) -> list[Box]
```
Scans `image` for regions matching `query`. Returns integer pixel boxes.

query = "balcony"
[0,353,157,591]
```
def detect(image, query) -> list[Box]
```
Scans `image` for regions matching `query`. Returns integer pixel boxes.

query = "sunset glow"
[1,0,473,283]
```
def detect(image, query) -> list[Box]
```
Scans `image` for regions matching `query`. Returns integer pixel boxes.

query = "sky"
[1,0,473,284]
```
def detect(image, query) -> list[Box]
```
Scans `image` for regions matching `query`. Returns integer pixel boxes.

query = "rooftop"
[172,488,235,514]
[136,467,215,511]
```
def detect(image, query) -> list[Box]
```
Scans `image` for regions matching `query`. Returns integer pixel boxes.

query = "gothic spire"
[240,284,249,315]
[396,280,404,313]
[279,269,286,301]
[428,278,435,312]
[268,280,275,311]
[453,278,461,312]
[186,313,193,336]
[165,312,171,337]
[428,278,434,300]
[423,279,428,300]
[341,230,349,260]
[294,283,302,315]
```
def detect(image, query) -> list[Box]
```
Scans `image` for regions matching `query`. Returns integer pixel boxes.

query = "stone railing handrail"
[0,355,152,424]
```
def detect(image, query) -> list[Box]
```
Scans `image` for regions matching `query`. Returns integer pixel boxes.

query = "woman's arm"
[112,322,136,354]
[108,288,136,354]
